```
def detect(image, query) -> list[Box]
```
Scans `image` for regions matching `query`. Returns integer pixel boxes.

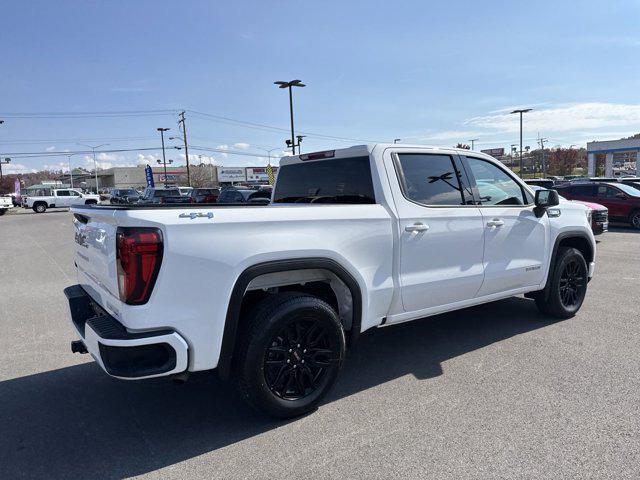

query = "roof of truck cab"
[278,144,483,166]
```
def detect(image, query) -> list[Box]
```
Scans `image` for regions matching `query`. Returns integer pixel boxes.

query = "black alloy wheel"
[264,319,338,400]
[235,292,345,418]
[558,259,586,309]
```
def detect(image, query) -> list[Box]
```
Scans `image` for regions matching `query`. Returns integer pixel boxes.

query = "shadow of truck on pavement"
[0,297,556,479]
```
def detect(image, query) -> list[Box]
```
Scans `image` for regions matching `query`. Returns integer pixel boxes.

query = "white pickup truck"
[26,188,100,213]
[0,196,13,215]
[66,144,596,417]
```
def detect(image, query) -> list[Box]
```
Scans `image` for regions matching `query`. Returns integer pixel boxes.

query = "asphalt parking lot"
[1,209,639,479]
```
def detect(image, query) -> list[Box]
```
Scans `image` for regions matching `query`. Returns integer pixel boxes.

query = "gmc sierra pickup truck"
[65,144,596,417]
[26,188,100,213]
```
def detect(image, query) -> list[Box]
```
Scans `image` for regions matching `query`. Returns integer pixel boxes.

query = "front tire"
[33,202,47,213]
[235,293,346,418]
[535,247,588,318]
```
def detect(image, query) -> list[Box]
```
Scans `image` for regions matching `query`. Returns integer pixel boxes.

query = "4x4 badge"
[179,212,214,219]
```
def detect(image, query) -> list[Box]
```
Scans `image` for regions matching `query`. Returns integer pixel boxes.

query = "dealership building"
[59,165,277,191]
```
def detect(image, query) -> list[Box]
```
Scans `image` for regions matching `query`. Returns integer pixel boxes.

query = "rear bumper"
[64,284,188,380]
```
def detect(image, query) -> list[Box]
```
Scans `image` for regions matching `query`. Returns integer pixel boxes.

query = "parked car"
[0,195,14,216]
[525,179,555,189]
[529,185,608,235]
[109,188,140,205]
[178,187,194,197]
[25,188,100,213]
[137,187,191,204]
[66,144,595,418]
[556,181,640,229]
[189,187,220,203]
[217,187,270,204]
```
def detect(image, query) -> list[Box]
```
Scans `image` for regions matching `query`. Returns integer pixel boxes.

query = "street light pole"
[274,79,305,155]
[469,138,479,150]
[157,128,170,187]
[0,157,10,181]
[510,108,532,177]
[393,138,401,144]
[77,143,109,193]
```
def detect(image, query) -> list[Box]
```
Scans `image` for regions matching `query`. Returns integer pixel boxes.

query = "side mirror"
[615,192,626,199]
[535,189,560,208]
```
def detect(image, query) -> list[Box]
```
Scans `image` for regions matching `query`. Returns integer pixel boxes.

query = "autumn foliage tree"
[547,148,579,176]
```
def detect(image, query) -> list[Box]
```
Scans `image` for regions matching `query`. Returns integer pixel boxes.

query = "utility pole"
[178,111,191,187]
[77,143,109,193]
[274,79,305,155]
[393,138,401,144]
[510,108,532,177]
[538,136,548,178]
[469,138,479,150]
[157,128,170,187]
[65,154,76,188]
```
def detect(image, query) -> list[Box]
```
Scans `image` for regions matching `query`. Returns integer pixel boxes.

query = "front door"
[385,150,485,313]
[461,155,548,296]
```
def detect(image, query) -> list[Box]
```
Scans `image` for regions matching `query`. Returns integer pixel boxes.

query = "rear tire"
[0,209,6,216]
[235,292,345,418]
[535,247,588,319]
[630,210,640,230]
[33,202,47,213]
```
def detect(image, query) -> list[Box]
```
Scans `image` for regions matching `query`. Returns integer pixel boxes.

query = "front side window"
[57,190,70,197]
[395,154,468,206]
[273,156,375,204]
[464,157,527,206]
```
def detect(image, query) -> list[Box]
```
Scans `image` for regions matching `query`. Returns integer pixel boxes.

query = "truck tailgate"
[72,208,121,314]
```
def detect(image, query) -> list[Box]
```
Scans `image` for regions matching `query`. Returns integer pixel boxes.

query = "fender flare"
[217,257,363,380]
[541,231,594,300]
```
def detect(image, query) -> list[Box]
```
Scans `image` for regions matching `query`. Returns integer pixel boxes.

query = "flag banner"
[266,164,275,185]
[145,164,155,187]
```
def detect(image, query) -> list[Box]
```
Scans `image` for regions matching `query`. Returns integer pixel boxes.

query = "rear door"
[461,155,548,296]
[384,149,485,313]
[55,190,72,207]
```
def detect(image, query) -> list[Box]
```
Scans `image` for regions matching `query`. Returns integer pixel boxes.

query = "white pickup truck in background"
[26,188,100,213]
[66,144,596,417]
[0,195,14,216]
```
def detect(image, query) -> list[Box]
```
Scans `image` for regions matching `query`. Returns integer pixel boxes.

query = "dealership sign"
[218,168,246,182]
[246,166,278,182]
[480,148,505,158]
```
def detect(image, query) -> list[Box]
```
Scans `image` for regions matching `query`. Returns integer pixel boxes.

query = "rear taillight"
[116,228,163,305]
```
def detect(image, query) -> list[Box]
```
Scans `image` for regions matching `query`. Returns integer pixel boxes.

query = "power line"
[0,109,177,119]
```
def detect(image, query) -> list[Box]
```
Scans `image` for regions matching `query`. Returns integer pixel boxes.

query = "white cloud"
[216,145,229,158]
[137,153,158,165]
[467,102,640,133]
[45,146,56,152]
[4,163,37,174]
[232,142,250,150]
[43,162,69,172]
[421,130,484,141]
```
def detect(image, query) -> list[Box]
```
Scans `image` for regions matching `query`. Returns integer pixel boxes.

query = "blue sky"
[2,0,640,173]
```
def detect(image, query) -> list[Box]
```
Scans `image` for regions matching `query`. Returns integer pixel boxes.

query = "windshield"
[615,183,640,197]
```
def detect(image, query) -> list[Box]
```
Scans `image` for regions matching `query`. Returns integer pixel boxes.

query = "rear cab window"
[273,156,376,204]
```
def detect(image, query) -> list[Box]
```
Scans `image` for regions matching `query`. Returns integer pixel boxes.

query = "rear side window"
[395,154,468,206]
[273,156,375,204]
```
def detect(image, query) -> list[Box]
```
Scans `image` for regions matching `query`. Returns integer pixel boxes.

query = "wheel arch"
[217,257,363,380]
[539,231,594,301]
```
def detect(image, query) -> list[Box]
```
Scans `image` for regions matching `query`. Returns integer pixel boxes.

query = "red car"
[556,182,640,230]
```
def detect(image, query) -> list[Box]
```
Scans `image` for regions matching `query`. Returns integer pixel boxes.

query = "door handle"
[487,218,505,227]
[405,222,429,233]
